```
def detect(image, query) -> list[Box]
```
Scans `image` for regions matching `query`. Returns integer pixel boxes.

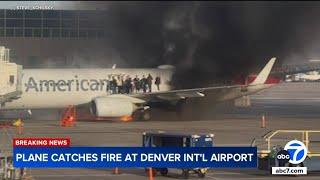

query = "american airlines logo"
[25,76,110,92]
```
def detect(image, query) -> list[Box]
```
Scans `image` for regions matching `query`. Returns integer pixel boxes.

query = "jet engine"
[91,97,137,117]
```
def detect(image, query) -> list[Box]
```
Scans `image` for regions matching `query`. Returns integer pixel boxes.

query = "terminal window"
[0,9,107,39]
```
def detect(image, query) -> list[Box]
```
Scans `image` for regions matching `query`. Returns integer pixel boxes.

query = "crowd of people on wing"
[107,73,161,94]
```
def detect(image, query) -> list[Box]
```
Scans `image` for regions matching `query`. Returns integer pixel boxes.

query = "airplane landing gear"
[176,98,194,120]
[132,106,151,121]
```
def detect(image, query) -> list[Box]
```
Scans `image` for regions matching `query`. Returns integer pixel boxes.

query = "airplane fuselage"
[3,68,174,109]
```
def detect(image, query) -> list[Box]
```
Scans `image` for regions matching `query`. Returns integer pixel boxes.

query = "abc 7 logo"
[276,150,290,164]
[276,140,307,165]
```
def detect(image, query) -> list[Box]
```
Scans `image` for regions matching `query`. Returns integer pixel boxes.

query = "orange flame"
[120,115,133,122]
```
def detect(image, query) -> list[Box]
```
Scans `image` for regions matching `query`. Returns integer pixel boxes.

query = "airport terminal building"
[0,8,121,68]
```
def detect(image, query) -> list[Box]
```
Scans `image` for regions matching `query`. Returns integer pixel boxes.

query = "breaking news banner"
[13,137,71,147]
[12,138,257,168]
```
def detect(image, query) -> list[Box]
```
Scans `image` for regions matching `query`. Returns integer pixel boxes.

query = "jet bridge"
[0,46,22,107]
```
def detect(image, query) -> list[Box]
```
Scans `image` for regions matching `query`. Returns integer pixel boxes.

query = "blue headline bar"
[14,147,257,168]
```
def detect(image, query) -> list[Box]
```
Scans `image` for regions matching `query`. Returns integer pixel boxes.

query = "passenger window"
[9,75,14,84]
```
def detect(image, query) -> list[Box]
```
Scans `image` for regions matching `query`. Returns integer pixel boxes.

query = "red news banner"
[13,138,70,147]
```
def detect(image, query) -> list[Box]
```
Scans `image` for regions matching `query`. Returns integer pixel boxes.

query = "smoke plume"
[22,2,320,88]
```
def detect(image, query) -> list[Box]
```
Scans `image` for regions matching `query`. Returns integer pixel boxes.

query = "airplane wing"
[129,57,277,102]
[130,84,241,102]
[87,58,276,119]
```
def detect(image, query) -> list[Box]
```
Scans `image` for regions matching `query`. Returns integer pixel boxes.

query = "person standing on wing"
[133,75,140,93]
[155,75,161,91]
[141,75,147,93]
[147,73,153,92]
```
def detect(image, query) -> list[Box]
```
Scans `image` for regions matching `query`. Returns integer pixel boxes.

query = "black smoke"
[81,2,320,88]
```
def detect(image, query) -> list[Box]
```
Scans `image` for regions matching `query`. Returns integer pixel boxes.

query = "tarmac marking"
[206,174,222,179]
[213,144,250,146]
[251,97,320,100]
[30,174,131,177]
[206,175,320,180]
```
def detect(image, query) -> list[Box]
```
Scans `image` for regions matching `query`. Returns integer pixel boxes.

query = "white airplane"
[1,56,277,121]
[298,72,320,81]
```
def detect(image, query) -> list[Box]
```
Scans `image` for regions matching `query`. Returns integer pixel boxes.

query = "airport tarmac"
[2,82,320,179]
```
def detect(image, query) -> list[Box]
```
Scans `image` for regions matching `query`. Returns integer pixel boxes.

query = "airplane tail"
[250,57,276,85]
